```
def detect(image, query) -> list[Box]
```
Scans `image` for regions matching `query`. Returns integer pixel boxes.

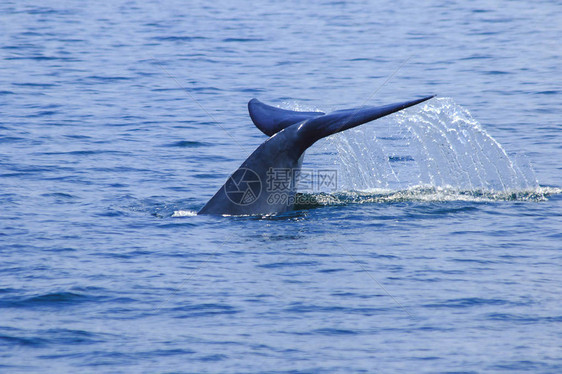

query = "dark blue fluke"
[248,98,325,136]
[199,95,435,215]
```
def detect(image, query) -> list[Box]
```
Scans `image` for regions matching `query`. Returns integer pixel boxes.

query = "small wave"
[312,328,358,335]
[1,292,99,309]
[171,303,239,318]
[152,35,208,42]
[424,297,509,309]
[41,192,76,199]
[222,38,264,42]
[85,75,132,81]
[12,82,57,88]
[0,334,47,348]
[0,328,106,348]
[164,140,209,148]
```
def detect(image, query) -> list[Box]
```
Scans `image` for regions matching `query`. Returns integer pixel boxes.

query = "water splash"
[323,97,540,197]
[172,210,198,217]
[295,186,561,210]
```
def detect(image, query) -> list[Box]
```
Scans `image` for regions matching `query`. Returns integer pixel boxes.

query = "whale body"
[198,96,434,215]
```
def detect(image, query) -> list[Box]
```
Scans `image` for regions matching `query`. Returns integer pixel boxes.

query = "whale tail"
[199,95,435,215]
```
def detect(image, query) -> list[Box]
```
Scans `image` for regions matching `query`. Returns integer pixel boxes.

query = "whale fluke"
[248,98,325,136]
[199,95,435,215]
[298,95,435,150]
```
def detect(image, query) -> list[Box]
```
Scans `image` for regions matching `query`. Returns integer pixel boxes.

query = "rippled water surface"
[1,1,561,373]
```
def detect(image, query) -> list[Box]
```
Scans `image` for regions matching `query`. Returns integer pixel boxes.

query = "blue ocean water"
[1,0,561,372]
